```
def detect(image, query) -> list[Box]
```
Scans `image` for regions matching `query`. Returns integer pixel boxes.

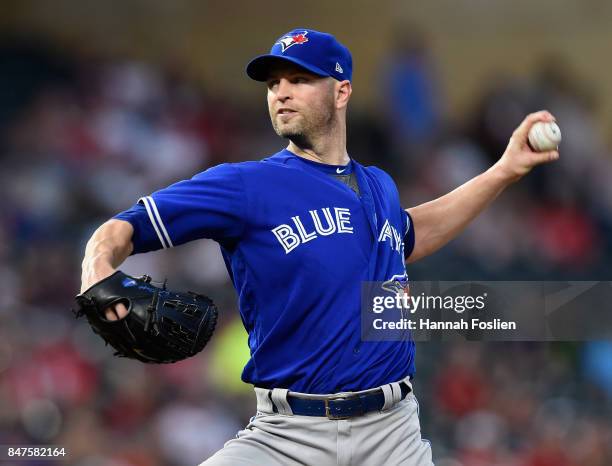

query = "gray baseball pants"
[199,377,434,466]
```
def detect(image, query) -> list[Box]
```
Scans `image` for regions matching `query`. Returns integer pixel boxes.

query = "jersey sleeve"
[401,209,416,260]
[113,163,245,254]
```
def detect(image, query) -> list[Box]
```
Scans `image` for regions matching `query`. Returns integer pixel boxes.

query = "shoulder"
[199,151,299,181]
[360,163,401,193]
[362,164,392,180]
[190,151,284,180]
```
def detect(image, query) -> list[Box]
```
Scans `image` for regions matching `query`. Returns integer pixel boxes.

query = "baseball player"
[80,28,559,466]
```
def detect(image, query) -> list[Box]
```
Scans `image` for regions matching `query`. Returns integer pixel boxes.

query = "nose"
[276,78,293,102]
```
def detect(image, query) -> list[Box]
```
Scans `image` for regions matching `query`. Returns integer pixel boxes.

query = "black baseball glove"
[74,271,218,363]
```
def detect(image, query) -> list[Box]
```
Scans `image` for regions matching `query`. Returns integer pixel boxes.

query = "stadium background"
[0,1,611,464]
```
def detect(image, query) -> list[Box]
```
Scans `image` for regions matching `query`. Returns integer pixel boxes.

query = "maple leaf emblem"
[276,31,309,52]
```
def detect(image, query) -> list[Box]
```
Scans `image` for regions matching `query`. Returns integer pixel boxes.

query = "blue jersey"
[115,149,416,394]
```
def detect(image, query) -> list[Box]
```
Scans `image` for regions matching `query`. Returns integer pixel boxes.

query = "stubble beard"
[271,96,336,151]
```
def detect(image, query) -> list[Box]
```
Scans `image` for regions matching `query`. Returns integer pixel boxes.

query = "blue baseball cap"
[246,28,352,82]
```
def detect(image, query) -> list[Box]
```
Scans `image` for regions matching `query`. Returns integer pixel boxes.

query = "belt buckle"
[324,393,353,420]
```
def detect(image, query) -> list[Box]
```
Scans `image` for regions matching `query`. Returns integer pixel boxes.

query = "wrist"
[81,254,116,292]
[488,161,521,186]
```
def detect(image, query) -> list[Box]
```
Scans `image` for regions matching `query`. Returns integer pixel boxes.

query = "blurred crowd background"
[0,1,611,465]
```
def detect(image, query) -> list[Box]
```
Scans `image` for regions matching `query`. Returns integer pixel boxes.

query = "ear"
[335,80,352,109]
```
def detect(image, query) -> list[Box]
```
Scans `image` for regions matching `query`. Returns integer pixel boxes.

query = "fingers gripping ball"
[74,271,218,363]
[528,121,562,152]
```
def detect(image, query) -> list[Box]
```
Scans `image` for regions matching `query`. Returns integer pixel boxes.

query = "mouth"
[277,108,298,116]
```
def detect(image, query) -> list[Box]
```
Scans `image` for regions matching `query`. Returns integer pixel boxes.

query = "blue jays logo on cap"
[246,28,353,83]
[276,31,309,52]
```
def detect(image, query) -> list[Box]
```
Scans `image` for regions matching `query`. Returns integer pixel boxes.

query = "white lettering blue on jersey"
[114,149,416,394]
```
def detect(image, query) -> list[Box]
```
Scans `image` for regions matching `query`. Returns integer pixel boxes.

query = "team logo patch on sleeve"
[276,31,309,52]
[382,273,409,294]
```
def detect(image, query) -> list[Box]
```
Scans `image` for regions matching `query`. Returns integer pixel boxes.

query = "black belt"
[270,382,411,420]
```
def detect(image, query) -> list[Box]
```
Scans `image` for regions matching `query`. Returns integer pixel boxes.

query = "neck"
[286,117,349,166]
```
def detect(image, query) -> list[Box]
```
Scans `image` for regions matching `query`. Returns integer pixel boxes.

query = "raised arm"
[406,111,559,263]
[81,219,134,319]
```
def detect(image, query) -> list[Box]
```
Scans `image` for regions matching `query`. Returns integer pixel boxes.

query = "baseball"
[528,121,562,152]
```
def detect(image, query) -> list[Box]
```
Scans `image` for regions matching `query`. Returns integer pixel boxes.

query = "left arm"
[406,111,560,263]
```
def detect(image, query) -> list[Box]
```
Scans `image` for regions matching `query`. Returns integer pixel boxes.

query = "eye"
[267,79,279,89]
[293,76,309,84]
